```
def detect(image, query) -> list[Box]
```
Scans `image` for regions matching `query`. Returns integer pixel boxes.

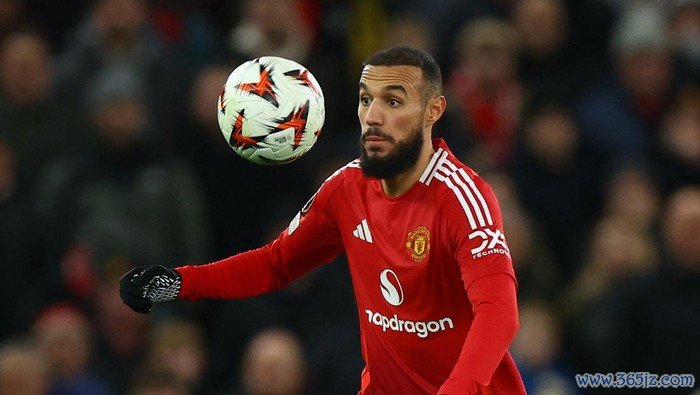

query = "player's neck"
[381,139,435,198]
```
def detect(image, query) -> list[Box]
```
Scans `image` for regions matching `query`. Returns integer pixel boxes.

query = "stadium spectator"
[0,339,50,395]
[381,13,435,56]
[511,301,577,395]
[511,0,611,104]
[603,162,661,229]
[149,0,220,73]
[655,84,700,194]
[146,0,222,138]
[32,303,112,395]
[667,0,700,73]
[448,17,522,165]
[227,0,313,64]
[54,0,186,135]
[576,2,679,160]
[511,103,608,277]
[93,276,150,393]
[596,187,700,379]
[55,0,155,91]
[143,320,206,394]
[396,0,511,74]
[0,29,86,195]
[563,215,658,372]
[33,66,210,301]
[238,328,308,395]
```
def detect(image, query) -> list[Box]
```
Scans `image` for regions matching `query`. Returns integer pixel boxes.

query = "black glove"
[119,265,182,314]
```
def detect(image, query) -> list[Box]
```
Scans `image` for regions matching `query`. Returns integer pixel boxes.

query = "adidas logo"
[352,219,373,243]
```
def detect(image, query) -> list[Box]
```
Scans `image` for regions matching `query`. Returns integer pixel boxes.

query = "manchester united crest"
[406,226,430,262]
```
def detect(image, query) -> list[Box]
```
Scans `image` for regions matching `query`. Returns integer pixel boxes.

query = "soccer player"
[120,46,526,395]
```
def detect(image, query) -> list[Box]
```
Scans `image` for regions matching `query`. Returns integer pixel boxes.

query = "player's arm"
[438,274,519,394]
[119,176,344,313]
[437,177,522,395]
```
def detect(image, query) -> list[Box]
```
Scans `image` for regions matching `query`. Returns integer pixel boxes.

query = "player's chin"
[364,141,393,154]
[364,148,392,159]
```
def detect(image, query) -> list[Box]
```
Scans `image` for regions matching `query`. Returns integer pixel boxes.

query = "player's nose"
[363,101,384,127]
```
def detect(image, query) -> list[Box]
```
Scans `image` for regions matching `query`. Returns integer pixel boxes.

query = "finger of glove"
[119,266,150,288]
[119,282,144,303]
[130,266,169,288]
[120,289,152,314]
[119,283,148,301]
[128,300,152,314]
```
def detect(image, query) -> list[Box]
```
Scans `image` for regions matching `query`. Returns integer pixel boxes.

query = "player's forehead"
[359,65,424,95]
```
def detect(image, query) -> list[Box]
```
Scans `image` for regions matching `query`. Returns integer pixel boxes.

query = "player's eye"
[360,96,372,106]
[388,98,401,107]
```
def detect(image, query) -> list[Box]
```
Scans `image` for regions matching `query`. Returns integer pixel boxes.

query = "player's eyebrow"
[385,85,407,95]
[358,82,407,95]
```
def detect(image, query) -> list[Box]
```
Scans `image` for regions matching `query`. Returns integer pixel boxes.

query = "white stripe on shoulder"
[419,148,444,184]
[433,171,477,229]
[423,150,449,185]
[431,157,496,229]
[456,167,493,226]
[438,163,486,227]
[442,160,493,226]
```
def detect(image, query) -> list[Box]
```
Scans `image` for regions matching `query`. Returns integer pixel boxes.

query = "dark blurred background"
[0,0,698,394]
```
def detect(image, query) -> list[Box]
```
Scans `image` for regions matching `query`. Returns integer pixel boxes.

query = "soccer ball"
[217,56,325,165]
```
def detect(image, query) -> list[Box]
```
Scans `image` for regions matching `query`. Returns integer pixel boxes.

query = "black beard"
[359,125,424,179]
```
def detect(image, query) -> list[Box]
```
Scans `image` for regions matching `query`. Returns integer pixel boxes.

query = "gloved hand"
[119,265,182,314]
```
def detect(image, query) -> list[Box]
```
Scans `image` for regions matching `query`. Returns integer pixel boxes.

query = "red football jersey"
[177,139,525,394]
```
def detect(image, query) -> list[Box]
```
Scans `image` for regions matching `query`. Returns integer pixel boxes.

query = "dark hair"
[362,46,443,100]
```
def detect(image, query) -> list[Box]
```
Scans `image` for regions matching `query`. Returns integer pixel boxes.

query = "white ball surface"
[217,56,325,165]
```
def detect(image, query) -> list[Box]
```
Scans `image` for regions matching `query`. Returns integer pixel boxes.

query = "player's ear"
[425,95,446,126]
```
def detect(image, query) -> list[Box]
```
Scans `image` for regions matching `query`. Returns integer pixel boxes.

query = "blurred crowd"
[0,0,698,394]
